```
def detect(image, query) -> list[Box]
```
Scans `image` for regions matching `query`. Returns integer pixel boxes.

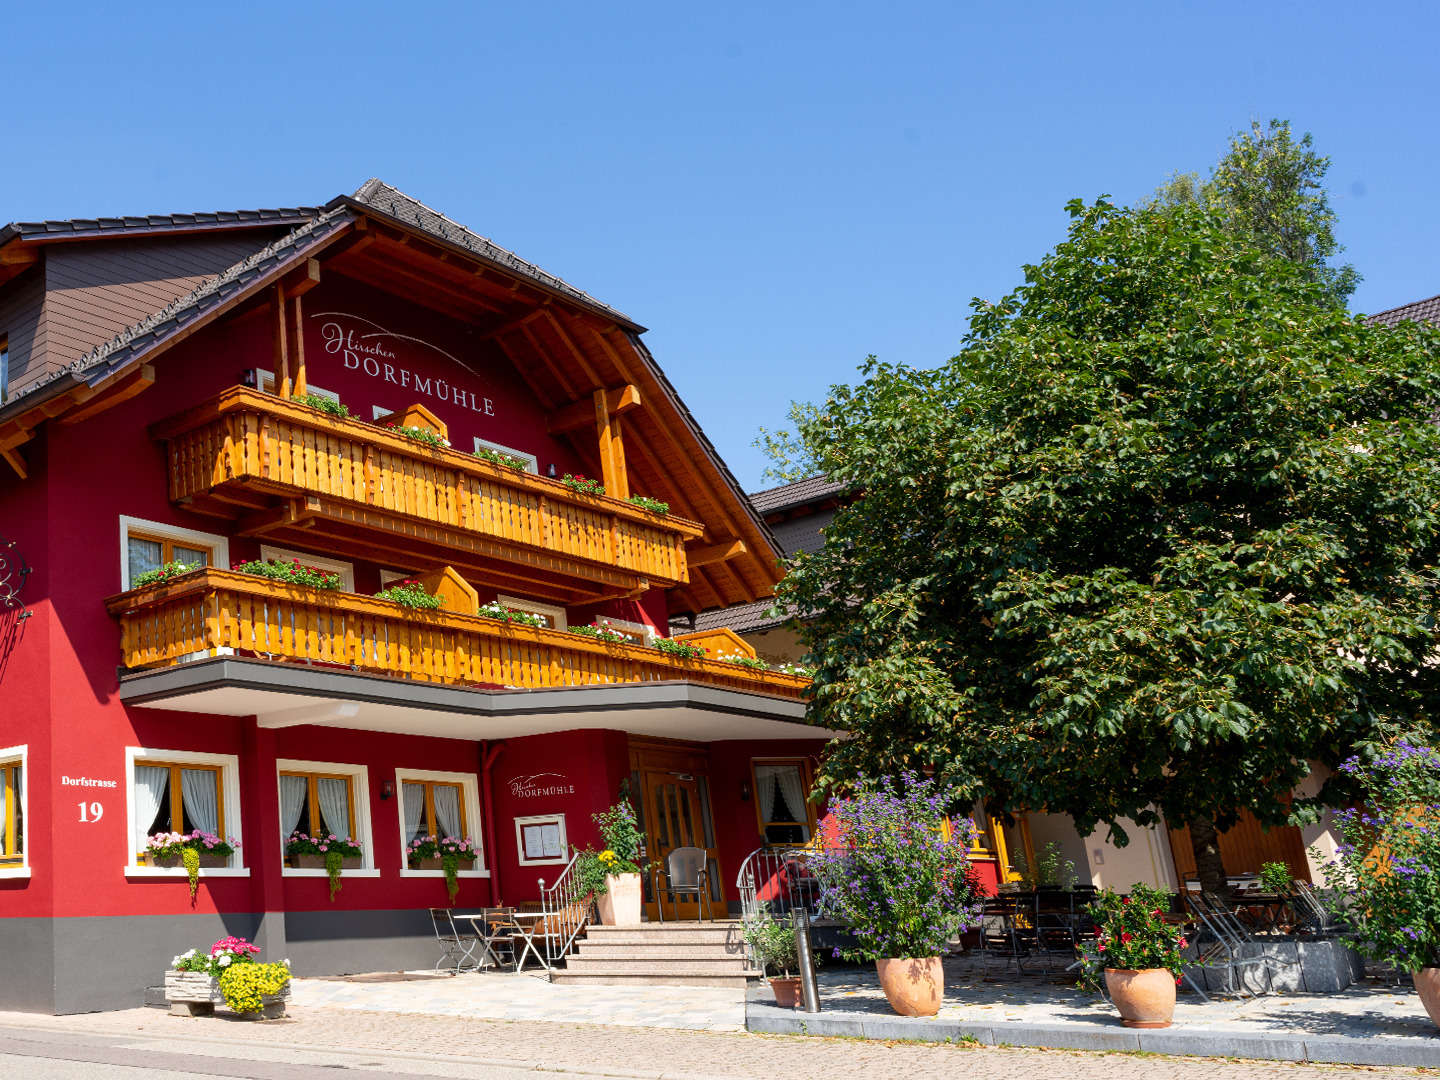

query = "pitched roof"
[343,179,640,330]
[0,206,320,246]
[688,597,784,635]
[749,475,845,515]
[0,205,356,415]
[1367,293,1440,328]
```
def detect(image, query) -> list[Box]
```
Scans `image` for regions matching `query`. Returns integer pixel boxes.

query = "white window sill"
[283,868,382,879]
[0,866,31,879]
[398,868,490,879]
[124,866,251,879]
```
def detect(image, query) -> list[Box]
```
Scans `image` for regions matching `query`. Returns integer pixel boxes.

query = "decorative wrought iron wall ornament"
[0,537,32,618]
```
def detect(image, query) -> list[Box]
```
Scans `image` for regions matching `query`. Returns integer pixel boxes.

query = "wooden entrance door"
[1168,809,1312,884]
[629,739,725,921]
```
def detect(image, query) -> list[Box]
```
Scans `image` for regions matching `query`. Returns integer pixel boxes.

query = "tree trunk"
[1188,814,1227,895]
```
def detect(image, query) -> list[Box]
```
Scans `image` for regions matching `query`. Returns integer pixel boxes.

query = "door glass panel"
[696,777,716,847]
[678,786,695,847]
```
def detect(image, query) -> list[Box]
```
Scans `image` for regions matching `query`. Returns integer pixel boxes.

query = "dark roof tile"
[749,475,845,514]
[1367,293,1440,328]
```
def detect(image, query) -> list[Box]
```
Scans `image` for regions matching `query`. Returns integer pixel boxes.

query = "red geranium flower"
[1120,931,1133,943]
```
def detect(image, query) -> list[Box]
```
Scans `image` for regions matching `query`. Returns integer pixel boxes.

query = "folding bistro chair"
[1188,892,1278,997]
[653,846,713,923]
[428,907,480,974]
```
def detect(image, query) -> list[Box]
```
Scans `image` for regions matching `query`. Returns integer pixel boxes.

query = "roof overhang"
[118,658,834,743]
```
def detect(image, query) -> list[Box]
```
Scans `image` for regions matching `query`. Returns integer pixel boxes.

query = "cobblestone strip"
[0,1007,1430,1080]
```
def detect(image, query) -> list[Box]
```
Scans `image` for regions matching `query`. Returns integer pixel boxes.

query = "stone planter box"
[291,854,362,870]
[409,855,476,871]
[1183,938,1365,995]
[150,852,229,869]
[163,969,289,1019]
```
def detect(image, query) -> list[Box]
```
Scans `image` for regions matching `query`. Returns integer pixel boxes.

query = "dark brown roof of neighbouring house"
[1367,293,1440,328]
[749,475,845,514]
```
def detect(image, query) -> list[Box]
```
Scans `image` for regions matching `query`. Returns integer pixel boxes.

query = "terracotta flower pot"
[1104,968,1177,1029]
[769,976,803,1008]
[596,872,643,925]
[1415,968,1440,1030]
[875,956,943,1017]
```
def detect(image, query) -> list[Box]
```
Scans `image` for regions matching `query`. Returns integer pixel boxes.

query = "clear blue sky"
[8,1,1435,489]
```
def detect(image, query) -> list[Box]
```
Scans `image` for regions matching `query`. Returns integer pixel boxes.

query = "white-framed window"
[120,515,229,591]
[124,747,248,878]
[514,813,568,866]
[259,546,356,592]
[395,768,488,879]
[596,617,654,646]
[372,404,393,421]
[473,436,538,474]
[276,758,379,879]
[496,595,567,631]
[256,369,339,403]
[0,744,27,879]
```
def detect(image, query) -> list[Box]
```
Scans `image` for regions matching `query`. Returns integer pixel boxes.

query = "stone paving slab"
[745,956,1440,1067]
[291,969,746,1032]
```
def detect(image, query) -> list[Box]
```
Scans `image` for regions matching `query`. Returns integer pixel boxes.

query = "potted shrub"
[1079,884,1189,1028]
[144,830,238,900]
[743,906,805,1006]
[407,835,480,902]
[576,802,646,925]
[166,936,291,1019]
[810,772,983,1017]
[286,832,363,900]
[1319,737,1440,1030]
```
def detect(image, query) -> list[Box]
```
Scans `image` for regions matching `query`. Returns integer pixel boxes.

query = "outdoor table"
[452,909,515,970]
[1229,892,1293,935]
[506,911,551,974]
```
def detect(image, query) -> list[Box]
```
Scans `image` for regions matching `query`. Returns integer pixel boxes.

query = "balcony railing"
[105,569,811,701]
[151,387,705,598]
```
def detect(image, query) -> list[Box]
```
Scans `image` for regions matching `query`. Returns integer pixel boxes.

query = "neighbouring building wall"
[1083,816,1179,892]
[740,627,804,664]
[0,265,46,400]
[1021,812,1092,886]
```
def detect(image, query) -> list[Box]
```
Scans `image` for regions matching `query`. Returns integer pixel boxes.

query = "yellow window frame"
[279,770,357,863]
[135,760,225,862]
[0,761,21,862]
[750,757,818,842]
[404,780,467,840]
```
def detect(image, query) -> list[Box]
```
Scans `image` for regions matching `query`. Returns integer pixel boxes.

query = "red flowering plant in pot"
[1078,884,1190,1028]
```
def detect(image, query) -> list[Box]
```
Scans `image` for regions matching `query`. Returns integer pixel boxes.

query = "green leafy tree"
[1151,119,1359,305]
[774,198,1440,893]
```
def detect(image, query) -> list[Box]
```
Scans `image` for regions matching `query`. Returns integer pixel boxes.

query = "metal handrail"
[734,845,826,966]
[537,852,595,964]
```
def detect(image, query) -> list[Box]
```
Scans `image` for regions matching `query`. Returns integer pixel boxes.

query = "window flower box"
[292,854,362,871]
[150,852,230,870]
[408,855,476,872]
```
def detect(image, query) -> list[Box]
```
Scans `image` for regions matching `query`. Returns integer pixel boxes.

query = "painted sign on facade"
[507,772,576,799]
[312,311,497,417]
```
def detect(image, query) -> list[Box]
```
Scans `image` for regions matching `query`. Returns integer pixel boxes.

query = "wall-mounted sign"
[312,312,497,417]
[60,775,118,789]
[515,813,568,866]
[507,772,576,800]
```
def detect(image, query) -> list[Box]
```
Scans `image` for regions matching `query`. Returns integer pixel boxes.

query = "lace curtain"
[755,764,808,834]
[132,765,169,855]
[402,783,425,842]
[279,775,307,840]
[316,778,350,839]
[180,769,219,836]
[432,785,462,839]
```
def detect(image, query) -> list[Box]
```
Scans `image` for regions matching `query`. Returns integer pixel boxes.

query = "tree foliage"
[774,198,1440,883]
[1151,119,1359,305]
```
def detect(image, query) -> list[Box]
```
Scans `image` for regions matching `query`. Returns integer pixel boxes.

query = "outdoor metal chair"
[1188,891,1280,997]
[654,846,713,923]
[428,907,480,975]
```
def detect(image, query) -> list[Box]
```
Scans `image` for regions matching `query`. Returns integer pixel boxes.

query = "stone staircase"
[549,920,760,988]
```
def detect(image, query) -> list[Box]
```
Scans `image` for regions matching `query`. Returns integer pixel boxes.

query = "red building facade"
[0,181,830,1013]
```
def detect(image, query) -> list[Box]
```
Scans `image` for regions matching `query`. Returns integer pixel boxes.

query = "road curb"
[745,1000,1440,1066]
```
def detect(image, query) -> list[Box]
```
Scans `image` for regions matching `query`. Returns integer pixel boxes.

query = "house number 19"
[77,801,104,822]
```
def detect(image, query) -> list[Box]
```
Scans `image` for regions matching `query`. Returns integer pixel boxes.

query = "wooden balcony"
[151,387,706,604]
[105,569,811,701]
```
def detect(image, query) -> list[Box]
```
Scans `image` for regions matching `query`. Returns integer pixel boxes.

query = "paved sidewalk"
[1,1006,1434,1080]
[745,957,1440,1067]
[292,970,745,1031]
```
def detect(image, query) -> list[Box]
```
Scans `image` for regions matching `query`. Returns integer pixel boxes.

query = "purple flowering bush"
[1319,738,1440,971]
[809,772,983,961]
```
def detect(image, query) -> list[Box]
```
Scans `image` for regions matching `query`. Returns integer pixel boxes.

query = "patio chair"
[653,846,713,923]
[428,907,480,975]
[977,893,1033,971]
[1187,892,1279,997]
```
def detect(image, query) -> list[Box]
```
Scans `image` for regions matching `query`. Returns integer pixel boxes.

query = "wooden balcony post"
[272,285,291,399]
[291,292,307,398]
[593,386,640,501]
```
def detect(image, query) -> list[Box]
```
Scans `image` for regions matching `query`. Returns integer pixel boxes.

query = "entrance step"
[554,920,760,987]
[549,972,751,988]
